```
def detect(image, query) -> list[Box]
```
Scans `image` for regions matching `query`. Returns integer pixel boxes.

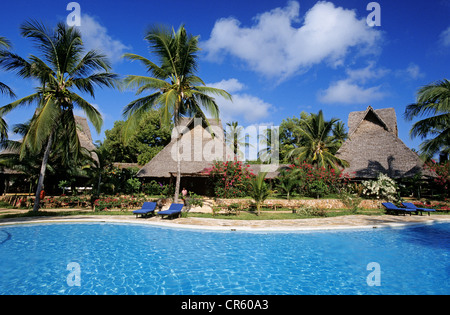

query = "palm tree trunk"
[33,133,53,212]
[174,123,181,203]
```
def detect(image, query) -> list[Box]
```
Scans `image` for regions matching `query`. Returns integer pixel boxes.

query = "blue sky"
[0,0,449,151]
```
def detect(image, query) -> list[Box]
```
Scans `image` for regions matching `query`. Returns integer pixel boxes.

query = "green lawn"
[0,208,385,220]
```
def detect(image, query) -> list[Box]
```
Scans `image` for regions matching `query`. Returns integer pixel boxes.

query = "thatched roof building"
[137,118,284,181]
[336,106,433,179]
[137,117,234,178]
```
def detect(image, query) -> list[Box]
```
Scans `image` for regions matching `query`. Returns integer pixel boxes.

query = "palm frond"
[69,91,103,133]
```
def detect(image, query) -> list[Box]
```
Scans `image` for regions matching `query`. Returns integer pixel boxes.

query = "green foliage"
[405,79,450,158]
[0,20,117,211]
[248,172,270,216]
[126,178,141,194]
[286,162,343,198]
[425,161,450,198]
[122,24,232,202]
[101,166,140,195]
[276,169,297,200]
[339,189,362,214]
[287,110,349,170]
[100,110,172,165]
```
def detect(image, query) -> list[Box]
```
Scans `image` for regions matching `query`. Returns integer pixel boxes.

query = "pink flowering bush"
[425,161,450,197]
[207,160,256,198]
[288,162,344,198]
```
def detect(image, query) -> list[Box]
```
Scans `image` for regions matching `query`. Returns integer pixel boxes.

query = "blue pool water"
[0,222,449,295]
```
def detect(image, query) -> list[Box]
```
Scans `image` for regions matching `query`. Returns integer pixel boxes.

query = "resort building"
[137,117,282,194]
[336,106,433,179]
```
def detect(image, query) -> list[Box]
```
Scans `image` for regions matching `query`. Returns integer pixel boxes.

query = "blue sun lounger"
[401,202,436,216]
[382,202,416,216]
[133,202,157,218]
[158,203,184,219]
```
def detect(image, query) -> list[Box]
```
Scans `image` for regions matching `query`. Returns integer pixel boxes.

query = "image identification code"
[181,299,269,312]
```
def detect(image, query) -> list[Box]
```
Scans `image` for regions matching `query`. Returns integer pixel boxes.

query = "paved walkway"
[1,209,450,231]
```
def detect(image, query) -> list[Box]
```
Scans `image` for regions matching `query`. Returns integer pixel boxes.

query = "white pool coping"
[1,215,450,232]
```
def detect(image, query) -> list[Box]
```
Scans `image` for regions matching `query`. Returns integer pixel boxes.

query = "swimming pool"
[0,222,449,295]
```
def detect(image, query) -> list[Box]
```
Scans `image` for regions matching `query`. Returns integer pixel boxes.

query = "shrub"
[288,162,343,198]
[207,160,255,198]
[296,205,327,217]
[361,173,398,202]
[142,180,165,196]
[425,161,450,197]
[339,190,362,213]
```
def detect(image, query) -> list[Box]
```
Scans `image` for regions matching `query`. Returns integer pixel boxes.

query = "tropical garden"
[0,21,449,219]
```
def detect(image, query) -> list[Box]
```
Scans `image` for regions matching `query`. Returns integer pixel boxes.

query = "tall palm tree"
[225,121,249,160]
[122,24,231,202]
[330,121,348,151]
[405,79,450,159]
[0,36,16,140]
[287,110,348,170]
[0,20,117,211]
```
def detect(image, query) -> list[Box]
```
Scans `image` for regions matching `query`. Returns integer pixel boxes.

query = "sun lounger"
[382,202,416,216]
[158,203,184,219]
[133,202,157,218]
[401,202,436,216]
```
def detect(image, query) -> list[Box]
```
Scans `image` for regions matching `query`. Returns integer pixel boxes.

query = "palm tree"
[0,20,117,211]
[248,172,270,216]
[287,110,348,170]
[258,126,280,164]
[225,121,249,160]
[405,79,450,160]
[122,24,231,202]
[0,36,16,141]
[0,36,15,99]
[330,121,348,151]
[276,168,296,200]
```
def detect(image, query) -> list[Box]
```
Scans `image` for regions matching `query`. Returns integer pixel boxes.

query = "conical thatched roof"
[336,106,433,179]
[137,118,285,179]
[137,117,235,178]
[0,116,98,173]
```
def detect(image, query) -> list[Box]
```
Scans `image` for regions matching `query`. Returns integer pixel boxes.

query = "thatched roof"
[336,106,433,179]
[137,117,234,178]
[137,118,287,179]
[74,116,98,163]
[0,116,98,174]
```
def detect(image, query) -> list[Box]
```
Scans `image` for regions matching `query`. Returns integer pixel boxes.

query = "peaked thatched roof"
[0,116,98,174]
[137,117,234,178]
[336,106,433,179]
[137,118,286,179]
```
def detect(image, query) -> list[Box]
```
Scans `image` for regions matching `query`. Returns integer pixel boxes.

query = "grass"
[190,208,386,220]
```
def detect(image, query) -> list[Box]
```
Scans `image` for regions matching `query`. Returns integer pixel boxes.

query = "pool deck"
[1,210,450,231]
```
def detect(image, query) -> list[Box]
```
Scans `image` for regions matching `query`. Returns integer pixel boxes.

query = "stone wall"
[215,198,384,209]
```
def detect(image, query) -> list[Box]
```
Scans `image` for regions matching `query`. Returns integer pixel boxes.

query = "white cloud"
[439,26,450,47]
[208,78,246,93]
[346,62,389,83]
[207,78,273,123]
[319,62,388,104]
[404,63,425,79]
[319,79,385,104]
[393,63,425,80]
[203,1,381,80]
[78,14,131,63]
